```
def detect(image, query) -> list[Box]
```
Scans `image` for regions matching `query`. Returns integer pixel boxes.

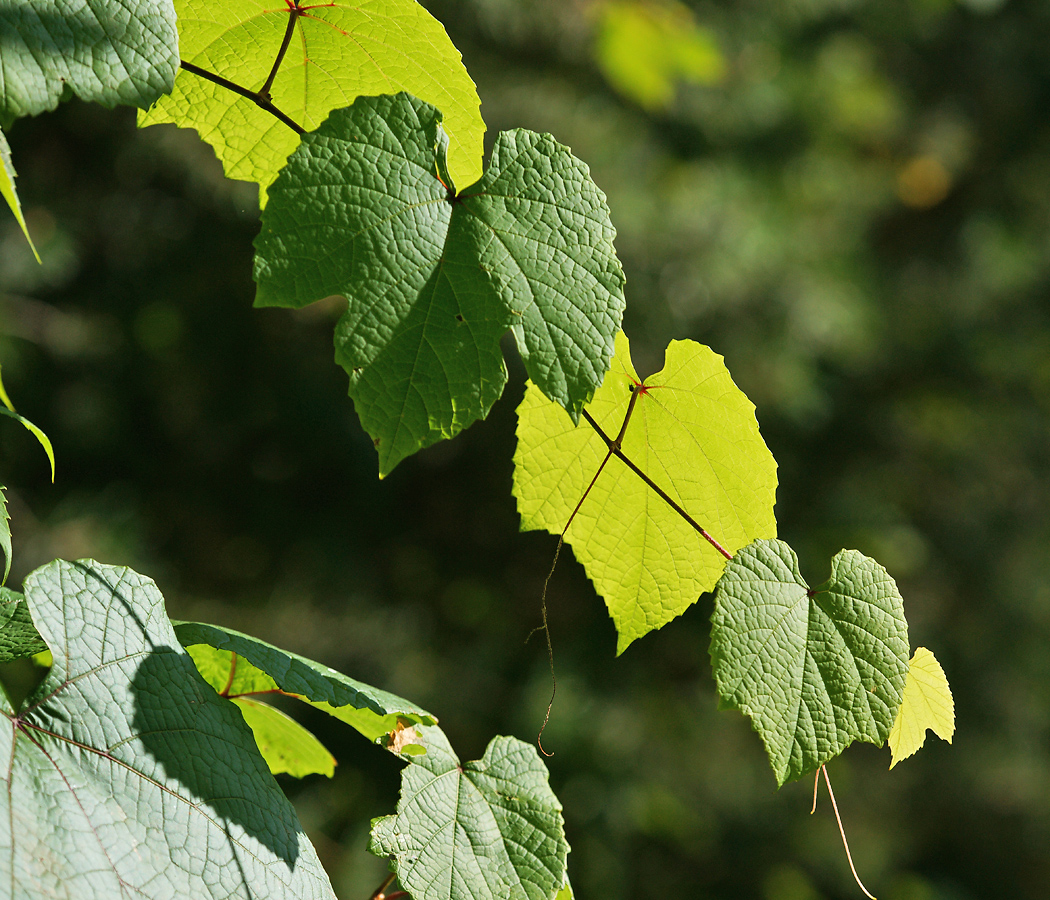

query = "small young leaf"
[139,0,485,203]
[370,725,569,900]
[889,646,954,769]
[0,128,40,262]
[0,0,179,122]
[710,539,910,785]
[2,560,336,899]
[0,365,56,481]
[174,620,436,745]
[513,330,777,653]
[0,587,46,662]
[254,93,625,475]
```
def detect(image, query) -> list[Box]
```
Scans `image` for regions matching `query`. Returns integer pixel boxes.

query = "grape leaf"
[174,619,436,745]
[0,0,178,123]
[888,646,954,769]
[513,330,777,653]
[1,559,336,899]
[0,587,46,662]
[254,93,625,476]
[555,876,575,900]
[138,0,484,203]
[370,724,569,900]
[0,128,39,262]
[236,697,337,778]
[184,642,337,778]
[710,539,910,785]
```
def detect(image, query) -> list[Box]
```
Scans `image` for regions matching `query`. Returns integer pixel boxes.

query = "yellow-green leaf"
[513,330,778,653]
[889,646,954,769]
[234,697,336,779]
[140,0,485,204]
[0,128,40,263]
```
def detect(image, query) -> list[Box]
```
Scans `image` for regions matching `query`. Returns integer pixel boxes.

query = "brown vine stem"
[814,764,877,900]
[534,388,642,756]
[179,61,305,136]
[259,4,301,100]
[369,874,395,900]
[581,398,733,561]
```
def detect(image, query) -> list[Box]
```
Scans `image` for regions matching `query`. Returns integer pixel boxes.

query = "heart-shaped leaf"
[139,0,484,202]
[370,726,568,900]
[710,539,910,785]
[513,330,777,653]
[0,0,178,122]
[1,559,336,899]
[888,646,954,769]
[254,93,625,475]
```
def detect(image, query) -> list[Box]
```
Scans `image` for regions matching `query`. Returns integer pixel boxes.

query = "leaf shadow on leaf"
[69,563,308,869]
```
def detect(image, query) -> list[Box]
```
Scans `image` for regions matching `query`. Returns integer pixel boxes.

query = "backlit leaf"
[235,697,337,779]
[1,559,336,899]
[889,646,954,769]
[710,539,910,785]
[175,619,436,745]
[254,93,625,475]
[513,330,777,653]
[370,725,569,900]
[0,0,178,122]
[0,128,39,263]
[139,0,484,203]
[0,365,55,482]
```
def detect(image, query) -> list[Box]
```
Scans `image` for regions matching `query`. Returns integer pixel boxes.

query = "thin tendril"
[820,765,877,900]
[534,391,637,756]
[811,767,820,815]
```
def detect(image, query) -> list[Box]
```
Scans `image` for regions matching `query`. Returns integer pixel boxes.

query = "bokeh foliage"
[1,0,1048,897]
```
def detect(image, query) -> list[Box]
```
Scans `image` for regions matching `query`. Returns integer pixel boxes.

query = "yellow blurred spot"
[593,0,725,110]
[897,155,953,209]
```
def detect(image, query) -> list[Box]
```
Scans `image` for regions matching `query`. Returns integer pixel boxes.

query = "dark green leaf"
[0,586,46,662]
[175,619,436,744]
[254,93,625,475]
[0,0,179,122]
[710,539,910,785]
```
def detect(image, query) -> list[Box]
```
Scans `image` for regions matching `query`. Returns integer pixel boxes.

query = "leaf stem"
[581,408,733,560]
[220,651,238,697]
[820,764,877,900]
[179,61,305,136]
[369,874,396,900]
[259,5,301,99]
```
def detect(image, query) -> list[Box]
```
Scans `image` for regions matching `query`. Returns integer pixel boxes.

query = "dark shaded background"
[2,0,1048,897]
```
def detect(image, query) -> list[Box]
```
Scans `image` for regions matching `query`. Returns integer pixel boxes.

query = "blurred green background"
[1,0,1048,897]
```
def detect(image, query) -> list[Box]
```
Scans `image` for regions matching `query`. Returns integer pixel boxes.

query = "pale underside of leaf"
[889,646,954,768]
[2,559,335,899]
[513,330,777,653]
[0,0,179,122]
[710,539,910,785]
[370,727,569,900]
[139,0,484,203]
[253,93,624,476]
